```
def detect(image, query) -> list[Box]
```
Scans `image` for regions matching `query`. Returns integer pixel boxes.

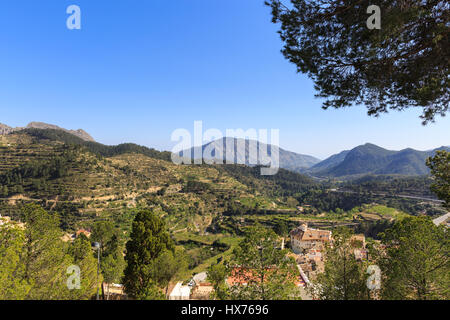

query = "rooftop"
[290,224,331,242]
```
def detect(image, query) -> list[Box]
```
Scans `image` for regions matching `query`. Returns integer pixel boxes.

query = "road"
[329,189,444,203]
[433,212,450,226]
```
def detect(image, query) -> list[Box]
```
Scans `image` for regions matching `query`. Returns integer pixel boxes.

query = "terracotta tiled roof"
[290,227,331,242]
[76,229,91,237]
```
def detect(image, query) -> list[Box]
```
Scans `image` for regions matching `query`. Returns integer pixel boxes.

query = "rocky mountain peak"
[0,122,95,142]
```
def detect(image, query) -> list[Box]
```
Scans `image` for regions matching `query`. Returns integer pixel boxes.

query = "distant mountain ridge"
[179,137,321,171]
[0,122,95,142]
[310,143,450,177]
[308,149,350,173]
[2,122,448,178]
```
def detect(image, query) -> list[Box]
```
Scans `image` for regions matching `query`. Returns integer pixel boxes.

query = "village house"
[290,223,332,254]
[76,228,91,238]
[0,214,25,229]
[190,272,214,300]
[169,282,191,300]
[191,282,214,300]
[61,228,92,242]
[192,272,208,284]
[226,267,306,288]
[289,224,368,281]
[0,214,11,226]
[103,283,126,300]
[291,248,325,281]
[350,234,366,247]
[350,234,368,260]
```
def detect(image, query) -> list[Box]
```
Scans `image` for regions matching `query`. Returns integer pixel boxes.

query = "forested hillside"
[311,143,450,177]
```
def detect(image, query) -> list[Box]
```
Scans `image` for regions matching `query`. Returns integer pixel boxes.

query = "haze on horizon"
[1,1,449,160]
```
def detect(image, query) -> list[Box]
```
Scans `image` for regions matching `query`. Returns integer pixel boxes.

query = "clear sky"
[1,0,449,159]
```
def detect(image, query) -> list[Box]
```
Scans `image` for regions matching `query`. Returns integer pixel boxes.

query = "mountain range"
[1,122,448,178]
[181,138,449,177]
[179,137,321,171]
[308,143,450,178]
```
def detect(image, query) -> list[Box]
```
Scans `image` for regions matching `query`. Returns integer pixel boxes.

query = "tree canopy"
[227,225,301,300]
[0,204,99,300]
[67,235,99,300]
[123,209,175,299]
[21,204,72,300]
[426,150,450,208]
[0,220,30,299]
[207,263,230,300]
[266,0,449,123]
[378,216,449,300]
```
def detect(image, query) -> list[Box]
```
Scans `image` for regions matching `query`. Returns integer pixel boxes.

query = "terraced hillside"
[0,130,315,235]
[2,129,444,278]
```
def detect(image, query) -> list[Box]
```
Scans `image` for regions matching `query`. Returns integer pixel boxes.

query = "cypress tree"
[123,209,174,299]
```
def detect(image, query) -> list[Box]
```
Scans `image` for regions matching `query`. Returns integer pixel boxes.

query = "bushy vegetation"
[342,175,436,198]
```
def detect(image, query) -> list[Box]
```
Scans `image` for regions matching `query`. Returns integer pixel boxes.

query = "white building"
[193,272,208,285]
[169,282,191,300]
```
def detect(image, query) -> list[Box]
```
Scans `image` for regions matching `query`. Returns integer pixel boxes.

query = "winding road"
[329,189,444,203]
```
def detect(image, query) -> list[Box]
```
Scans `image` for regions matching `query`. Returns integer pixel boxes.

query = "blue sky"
[0,0,448,159]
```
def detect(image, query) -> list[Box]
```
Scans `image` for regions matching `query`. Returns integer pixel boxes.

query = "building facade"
[290,223,332,254]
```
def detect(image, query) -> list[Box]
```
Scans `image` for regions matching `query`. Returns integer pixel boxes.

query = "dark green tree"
[426,150,450,208]
[123,209,174,299]
[207,262,230,300]
[274,219,289,237]
[266,0,449,123]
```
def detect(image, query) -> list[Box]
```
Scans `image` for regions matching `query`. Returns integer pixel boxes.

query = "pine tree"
[266,0,449,123]
[91,220,115,246]
[228,225,301,300]
[67,234,99,300]
[101,253,124,299]
[22,204,72,300]
[0,221,31,299]
[101,233,126,299]
[378,216,449,300]
[151,248,187,298]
